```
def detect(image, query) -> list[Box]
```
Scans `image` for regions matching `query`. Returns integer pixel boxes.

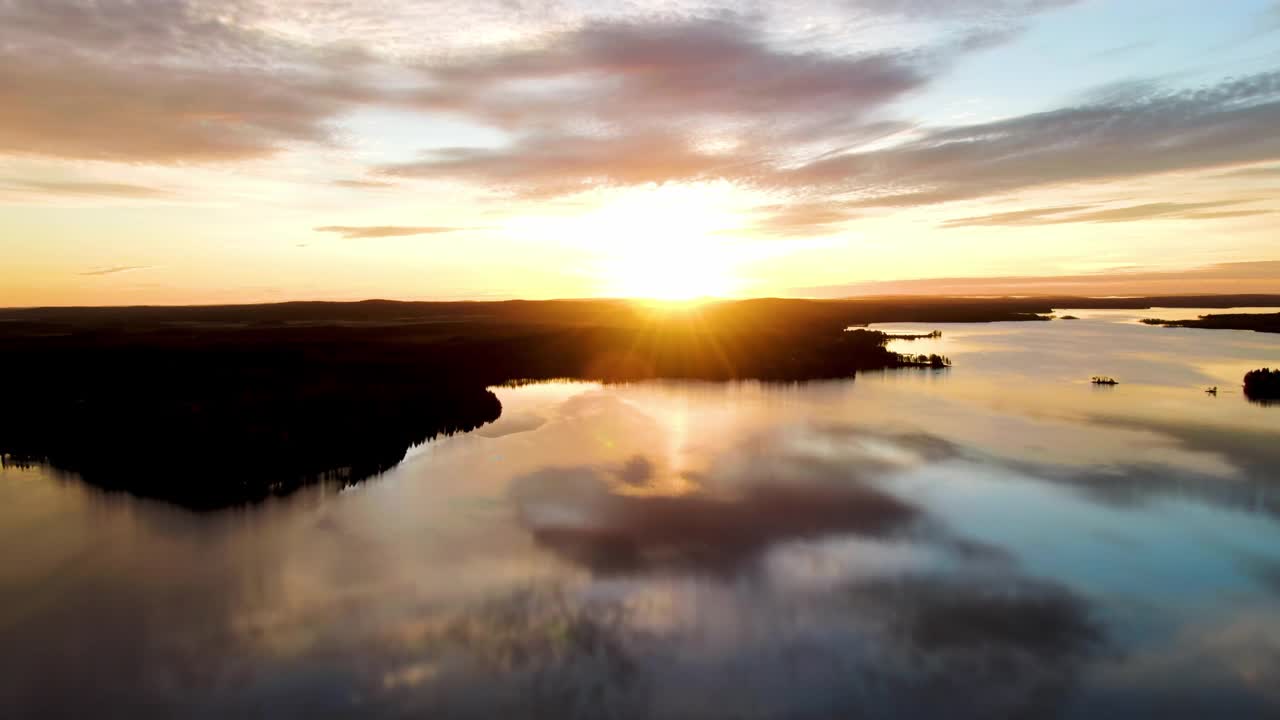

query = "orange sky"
[2,0,1279,306]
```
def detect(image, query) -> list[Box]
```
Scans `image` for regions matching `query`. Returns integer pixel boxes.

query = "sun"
[604,243,737,301]
[578,184,745,301]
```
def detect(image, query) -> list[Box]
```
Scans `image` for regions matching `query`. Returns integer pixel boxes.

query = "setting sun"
[572,184,746,300]
[603,242,738,300]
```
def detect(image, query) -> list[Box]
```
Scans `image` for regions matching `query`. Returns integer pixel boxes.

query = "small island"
[901,353,952,368]
[1244,368,1280,402]
[1091,376,1119,385]
[1059,315,1080,320]
[880,329,944,340]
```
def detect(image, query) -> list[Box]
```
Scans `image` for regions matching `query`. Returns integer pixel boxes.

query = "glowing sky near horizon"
[2,0,1279,305]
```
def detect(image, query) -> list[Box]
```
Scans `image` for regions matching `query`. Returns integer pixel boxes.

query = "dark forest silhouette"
[1141,312,1280,333]
[1245,368,1280,403]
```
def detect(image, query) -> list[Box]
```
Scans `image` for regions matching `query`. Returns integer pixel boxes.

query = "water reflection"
[2,309,1279,717]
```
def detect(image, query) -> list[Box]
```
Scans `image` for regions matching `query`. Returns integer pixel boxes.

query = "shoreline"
[4,296,1277,508]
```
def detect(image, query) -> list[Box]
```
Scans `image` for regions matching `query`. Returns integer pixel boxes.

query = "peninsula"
[1140,312,1280,333]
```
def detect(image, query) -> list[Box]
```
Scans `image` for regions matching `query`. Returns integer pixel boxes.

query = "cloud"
[510,465,918,574]
[745,202,862,237]
[788,70,1280,206]
[386,19,1280,214]
[80,265,151,276]
[614,455,655,487]
[382,130,752,196]
[1,3,1043,174]
[849,0,1079,18]
[1,179,168,198]
[0,0,379,163]
[4,0,1272,234]
[941,199,1266,227]
[1177,210,1273,220]
[1218,165,1280,178]
[938,204,1095,227]
[381,15,999,194]
[411,16,927,125]
[331,179,396,189]
[314,225,477,239]
[507,426,955,574]
[794,260,1280,297]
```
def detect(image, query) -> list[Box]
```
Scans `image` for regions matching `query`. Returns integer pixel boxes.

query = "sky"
[2,0,1279,306]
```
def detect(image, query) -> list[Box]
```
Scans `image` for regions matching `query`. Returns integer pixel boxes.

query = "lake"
[2,309,1279,718]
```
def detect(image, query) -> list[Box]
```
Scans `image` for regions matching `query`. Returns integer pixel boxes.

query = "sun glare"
[579,185,745,301]
[605,240,739,301]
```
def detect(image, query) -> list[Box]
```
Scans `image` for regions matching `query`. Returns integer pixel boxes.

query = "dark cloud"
[858,576,1098,659]
[508,426,958,575]
[314,225,477,239]
[941,199,1265,228]
[1078,416,1280,502]
[380,15,994,194]
[408,16,927,128]
[510,465,918,574]
[614,455,655,487]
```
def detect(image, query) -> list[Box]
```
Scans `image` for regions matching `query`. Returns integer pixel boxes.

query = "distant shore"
[1140,312,1280,334]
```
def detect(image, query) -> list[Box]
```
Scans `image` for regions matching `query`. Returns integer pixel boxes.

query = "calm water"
[3,309,1279,718]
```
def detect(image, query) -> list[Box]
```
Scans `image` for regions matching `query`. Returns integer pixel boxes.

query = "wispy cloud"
[942,200,1268,228]
[331,179,396,189]
[1218,165,1280,178]
[938,205,1096,228]
[80,265,151,276]
[788,71,1280,207]
[745,202,862,237]
[2,178,167,198]
[314,225,479,239]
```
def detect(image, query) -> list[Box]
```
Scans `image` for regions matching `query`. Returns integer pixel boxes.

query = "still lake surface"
[2,309,1279,718]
